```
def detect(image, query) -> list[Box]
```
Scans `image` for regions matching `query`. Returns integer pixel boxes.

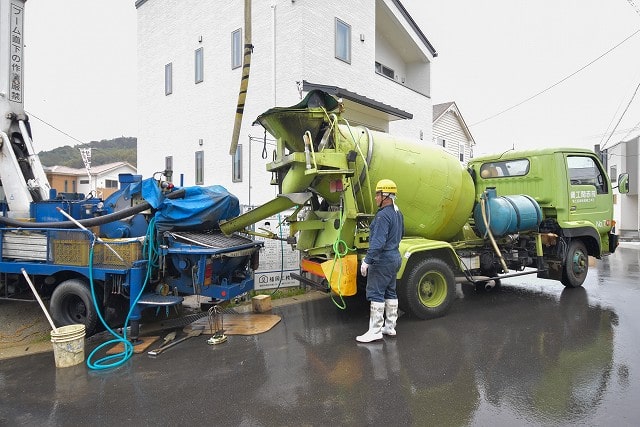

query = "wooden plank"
[106,336,160,354]
[187,314,281,335]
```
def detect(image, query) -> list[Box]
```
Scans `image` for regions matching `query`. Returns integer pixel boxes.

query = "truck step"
[136,293,184,306]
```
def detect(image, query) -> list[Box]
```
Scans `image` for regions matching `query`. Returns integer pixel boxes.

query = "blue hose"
[86,218,158,370]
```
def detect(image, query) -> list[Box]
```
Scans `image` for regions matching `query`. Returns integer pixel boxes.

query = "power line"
[470,28,640,128]
[601,80,640,150]
[585,125,640,139]
[25,110,87,146]
[627,0,640,16]
[597,88,628,147]
[620,119,640,141]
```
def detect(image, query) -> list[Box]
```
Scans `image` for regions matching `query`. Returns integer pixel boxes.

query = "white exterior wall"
[137,0,433,207]
[608,138,639,236]
[76,164,137,195]
[433,110,473,164]
[94,165,138,190]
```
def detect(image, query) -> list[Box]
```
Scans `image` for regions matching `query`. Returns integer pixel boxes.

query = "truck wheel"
[400,258,455,319]
[50,279,99,335]
[561,240,588,288]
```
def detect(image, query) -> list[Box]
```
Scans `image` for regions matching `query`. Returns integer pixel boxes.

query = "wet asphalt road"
[1,244,639,426]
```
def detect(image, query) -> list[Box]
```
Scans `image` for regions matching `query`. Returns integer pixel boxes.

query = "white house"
[605,136,639,239]
[135,0,437,207]
[432,101,475,165]
[44,162,137,199]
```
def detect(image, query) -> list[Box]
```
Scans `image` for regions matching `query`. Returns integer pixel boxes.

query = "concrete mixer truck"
[220,90,628,320]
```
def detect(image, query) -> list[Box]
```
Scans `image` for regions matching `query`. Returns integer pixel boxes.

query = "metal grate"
[167,230,254,249]
[150,308,238,330]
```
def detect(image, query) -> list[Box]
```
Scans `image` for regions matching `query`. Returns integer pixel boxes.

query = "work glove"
[360,261,369,277]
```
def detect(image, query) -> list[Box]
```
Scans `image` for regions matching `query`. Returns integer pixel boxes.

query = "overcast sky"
[22,0,640,156]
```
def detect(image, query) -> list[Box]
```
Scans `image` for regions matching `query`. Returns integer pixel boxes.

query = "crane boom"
[0,0,50,218]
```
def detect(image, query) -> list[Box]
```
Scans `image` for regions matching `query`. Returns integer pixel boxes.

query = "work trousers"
[365,255,401,303]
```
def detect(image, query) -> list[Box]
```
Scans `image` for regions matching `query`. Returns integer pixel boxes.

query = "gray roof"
[392,0,437,57]
[44,162,136,176]
[303,81,413,120]
[432,102,455,122]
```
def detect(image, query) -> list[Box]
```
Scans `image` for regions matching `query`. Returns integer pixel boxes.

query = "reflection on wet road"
[1,245,639,425]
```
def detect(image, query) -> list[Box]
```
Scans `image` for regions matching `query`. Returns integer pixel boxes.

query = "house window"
[64,180,68,192]
[105,179,118,189]
[72,181,77,192]
[335,18,351,63]
[232,29,242,69]
[459,144,465,162]
[80,179,89,184]
[232,144,242,182]
[375,61,395,79]
[165,63,172,95]
[195,150,204,185]
[195,48,204,83]
[610,165,617,183]
[437,137,446,148]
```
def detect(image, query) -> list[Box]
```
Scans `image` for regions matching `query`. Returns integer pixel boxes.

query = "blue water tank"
[474,188,542,237]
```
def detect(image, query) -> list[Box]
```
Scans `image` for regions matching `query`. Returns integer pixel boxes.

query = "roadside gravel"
[0,299,52,359]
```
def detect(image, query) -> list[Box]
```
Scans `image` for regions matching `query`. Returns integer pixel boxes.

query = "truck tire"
[400,258,455,319]
[50,279,100,335]
[561,239,588,288]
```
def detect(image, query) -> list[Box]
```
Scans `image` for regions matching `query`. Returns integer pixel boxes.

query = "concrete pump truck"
[0,0,263,341]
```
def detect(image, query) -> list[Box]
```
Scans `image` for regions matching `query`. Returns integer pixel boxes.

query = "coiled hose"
[86,218,158,370]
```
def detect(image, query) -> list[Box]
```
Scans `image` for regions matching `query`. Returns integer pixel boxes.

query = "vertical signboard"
[8,0,23,104]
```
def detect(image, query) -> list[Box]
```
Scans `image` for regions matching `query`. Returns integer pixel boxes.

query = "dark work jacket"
[363,203,404,265]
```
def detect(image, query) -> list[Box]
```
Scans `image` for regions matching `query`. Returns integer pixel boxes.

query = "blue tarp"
[153,185,240,232]
[139,178,163,209]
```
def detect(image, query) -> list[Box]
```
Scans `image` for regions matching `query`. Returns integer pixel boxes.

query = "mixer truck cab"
[467,147,626,282]
[470,148,622,254]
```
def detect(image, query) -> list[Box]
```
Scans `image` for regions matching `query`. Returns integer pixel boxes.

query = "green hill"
[38,137,137,168]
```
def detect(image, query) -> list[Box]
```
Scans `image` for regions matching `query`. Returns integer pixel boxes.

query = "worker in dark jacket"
[357,179,404,343]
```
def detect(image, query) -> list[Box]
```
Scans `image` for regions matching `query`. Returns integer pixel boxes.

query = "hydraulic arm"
[1,0,50,218]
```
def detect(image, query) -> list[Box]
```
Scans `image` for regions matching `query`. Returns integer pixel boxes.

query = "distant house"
[604,136,639,239]
[44,162,137,199]
[432,102,475,165]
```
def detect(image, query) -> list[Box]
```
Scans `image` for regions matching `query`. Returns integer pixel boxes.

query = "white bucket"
[50,324,86,368]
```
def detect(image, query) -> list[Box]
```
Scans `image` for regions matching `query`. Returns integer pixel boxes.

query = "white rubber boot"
[381,298,398,336]
[356,301,385,343]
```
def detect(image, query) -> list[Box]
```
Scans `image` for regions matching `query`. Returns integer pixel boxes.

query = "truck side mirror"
[617,173,629,194]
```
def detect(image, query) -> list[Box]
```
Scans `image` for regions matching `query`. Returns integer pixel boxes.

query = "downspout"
[271,0,277,105]
[271,0,278,202]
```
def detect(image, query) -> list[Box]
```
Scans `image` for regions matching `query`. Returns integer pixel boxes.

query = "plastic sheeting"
[153,185,240,232]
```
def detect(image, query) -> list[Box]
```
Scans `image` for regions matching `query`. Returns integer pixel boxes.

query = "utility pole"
[79,148,93,195]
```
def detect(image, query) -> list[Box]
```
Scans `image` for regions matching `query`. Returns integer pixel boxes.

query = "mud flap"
[609,232,619,253]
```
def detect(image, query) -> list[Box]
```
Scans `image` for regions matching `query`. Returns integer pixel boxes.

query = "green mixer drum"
[354,128,475,242]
